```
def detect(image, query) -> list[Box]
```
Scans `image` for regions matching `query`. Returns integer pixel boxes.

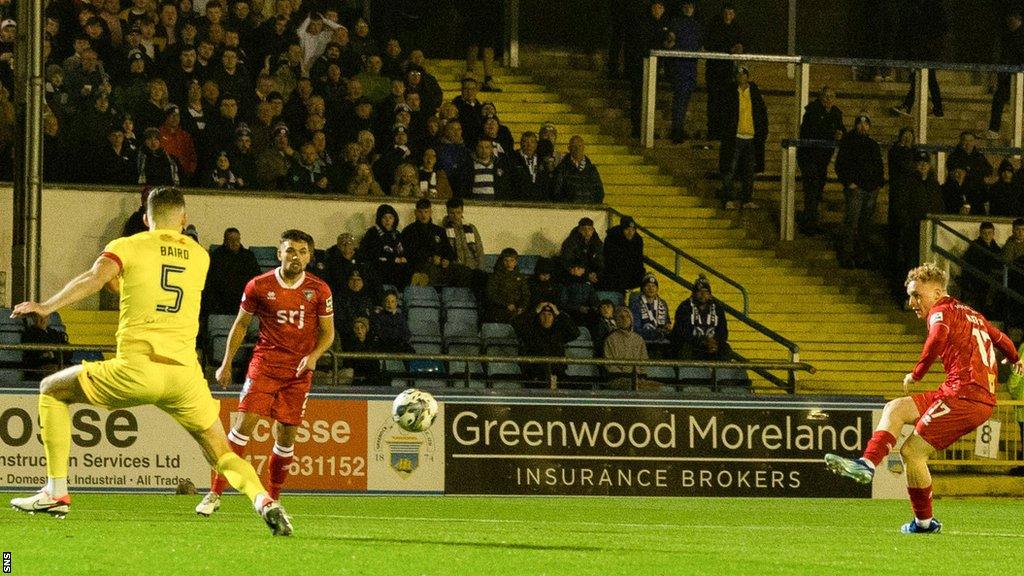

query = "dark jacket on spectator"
[797,99,844,166]
[358,204,408,288]
[835,131,884,191]
[485,259,531,324]
[513,310,580,382]
[671,297,732,360]
[370,307,414,353]
[98,140,139,184]
[989,179,1024,217]
[551,155,605,204]
[560,229,604,279]
[947,145,993,195]
[203,244,262,315]
[601,223,645,291]
[336,284,375,339]
[509,151,551,201]
[401,218,455,273]
[339,329,383,385]
[137,146,180,186]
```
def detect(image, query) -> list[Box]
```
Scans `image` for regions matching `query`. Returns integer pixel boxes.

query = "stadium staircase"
[423,52,997,397]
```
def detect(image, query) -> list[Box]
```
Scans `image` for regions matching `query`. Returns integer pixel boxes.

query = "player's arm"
[985,320,1024,373]
[215,309,254,388]
[10,255,120,318]
[905,319,949,391]
[296,315,335,377]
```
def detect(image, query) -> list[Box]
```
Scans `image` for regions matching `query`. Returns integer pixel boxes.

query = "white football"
[392,388,439,433]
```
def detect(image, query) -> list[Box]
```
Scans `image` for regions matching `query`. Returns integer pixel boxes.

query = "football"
[392,388,439,432]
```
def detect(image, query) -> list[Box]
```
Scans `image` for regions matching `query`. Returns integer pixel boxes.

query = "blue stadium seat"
[646,365,677,381]
[251,246,280,272]
[482,323,517,345]
[483,254,499,270]
[408,359,445,375]
[565,345,598,378]
[444,320,478,342]
[445,307,478,329]
[0,369,23,386]
[596,291,625,306]
[70,350,105,364]
[407,306,441,328]
[208,314,236,336]
[484,341,521,378]
[441,287,476,309]
[0,329,23,364]
[716,367,750,382]
[570,327,592,345]
[678,366,712,381]
[447,340,484,376]
[384,359,406,373]
[518,255,539,276]
[412,341,442,355]
[404,286,440,308]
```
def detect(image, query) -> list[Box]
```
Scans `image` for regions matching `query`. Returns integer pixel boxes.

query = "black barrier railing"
[0,343,813,394]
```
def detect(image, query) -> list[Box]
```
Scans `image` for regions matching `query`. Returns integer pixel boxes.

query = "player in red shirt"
[196,229,334,516]
[826,263,1023,533]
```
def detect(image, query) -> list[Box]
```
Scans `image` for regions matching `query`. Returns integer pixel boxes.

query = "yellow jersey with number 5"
[101,230,209,364]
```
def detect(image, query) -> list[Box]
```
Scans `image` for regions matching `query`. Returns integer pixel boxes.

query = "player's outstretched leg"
[268,422,298,501]
[899,434,941,534]
[196,426,251,517]
[823,453,875,484]
[190,419,293,536]
[825,397,920,484]
[10,366,88,518]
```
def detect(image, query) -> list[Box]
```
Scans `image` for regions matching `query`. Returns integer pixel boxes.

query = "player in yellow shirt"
[8,187,292,536]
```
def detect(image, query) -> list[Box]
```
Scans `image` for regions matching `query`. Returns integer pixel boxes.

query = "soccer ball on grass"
[392,388,438,432]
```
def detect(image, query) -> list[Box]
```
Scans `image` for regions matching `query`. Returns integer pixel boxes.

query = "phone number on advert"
[247,454,366,477]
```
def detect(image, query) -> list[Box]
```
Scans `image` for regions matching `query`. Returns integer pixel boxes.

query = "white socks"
[46,477,68,498]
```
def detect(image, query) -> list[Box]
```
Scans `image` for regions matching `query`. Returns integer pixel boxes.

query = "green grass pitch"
[3,494,1022,575]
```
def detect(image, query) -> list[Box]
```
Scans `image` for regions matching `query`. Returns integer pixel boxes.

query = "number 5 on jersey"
[157,264,186,313]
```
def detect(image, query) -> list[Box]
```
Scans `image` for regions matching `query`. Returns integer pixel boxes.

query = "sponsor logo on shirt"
[929,311,943,327]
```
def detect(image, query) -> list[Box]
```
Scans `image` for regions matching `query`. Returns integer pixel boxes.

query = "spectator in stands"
[987,11,1024,139]
[537,122,563,169]
[204,150,245,189]
[720,66,768,210]
[159,105,198,182]
[601,215,645,291]
[625,0,670,138]
[560,262,600,328]
[136,77,171,133]
[529,257,563,311]
[891,0,945,118]
[835,114,884,268]
[959,222,1002,317]
[203,227,262,316]
[467,138,511,200]
[405,64,443,118]
[287,142,329,193]
[990,159,1023,217]
[453,77,484,145]
[560,217,604,284]
[603,305,651,390]
[359,203,409,288]
[1004,218,1024,330]
[593,299,618,356]
[346,162,384,196]
[665,0,702,143]
[630,273,672,350]
[138,126,181,185]
[510,131,551,201]
[64,47,108,114]
[551,135,605,204]
[100,124,139,184]
[401,198,456,286]
[513,301,580,387]
[418,148,453,199]
[887,127,918,269]
[374,124,414,190]
[947,132,994,212]
[671,275,731,361]
[797,86,845,234]
[296,11,342,75]
[705,3,747,141]
[607,0,638,79]
[454,0,502,92]
[436,121,471,198]
[255,122,294,189]
[121,189,149,237]
[229,126,258,187]
[941,166,973,215]
[391,163,419,197]
[485,247,531,323]
[370,289,414,353]
[340,316,382,386]
[336,270,376,341]
[893,150,943,275]
[443,198,486,272]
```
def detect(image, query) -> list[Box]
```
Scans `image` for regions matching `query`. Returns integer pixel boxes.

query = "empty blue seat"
[678,366,712,380]
[482,323,516,344]
[565,346,598,378]
[0,330,22,364]
[0,369,23,386]
[447,341,484,375]
[408,359,445,374]
[70,350,104,364]
[383,359,406,373]
[518,255,539,276]
[486,362,521,377]
[251,246,280,272]
[483,254,499,270]
[596,291,625,306]
[412,341,442,355]
[408,307,440,327]
[404,286,440,308]
[445,308,478,329]
[444,320,477,341]
[441,287,476,309]
[646,365,677,381]
[208,314,236,335]
[716,367,749,382]
[569,327,592,346]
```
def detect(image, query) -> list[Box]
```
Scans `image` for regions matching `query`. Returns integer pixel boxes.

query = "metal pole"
[786,0,797,79]
[504,0,519,69]
[641,56,658,148]
[12,0,45,303]
[780,146,796,241]
[916,68,929,144]
[936,151,947,185]
[1014,71,1024,154]
[796,63,810,136]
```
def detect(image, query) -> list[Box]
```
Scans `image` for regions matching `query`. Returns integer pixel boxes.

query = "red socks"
[907,485,933,521]
[211,429,249,495]
[268,444,294,501]
[862,430,897,467]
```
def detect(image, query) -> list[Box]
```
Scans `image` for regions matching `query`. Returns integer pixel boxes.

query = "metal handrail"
[929,219,1024,307]
[648,50,1024,74]
[605,206,750,315]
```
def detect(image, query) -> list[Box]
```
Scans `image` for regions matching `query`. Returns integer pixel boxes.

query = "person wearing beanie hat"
[339,313,383,386]
[630,273,672,353]
[559,219,604,284]
[601,214,645,291]
[990,158,1023,217]
[485,248,531,323]
[138,124,181,186]
[835,108,884,268]
[529,256,564,312]
[358,203,410,288]
[670,274,732,362]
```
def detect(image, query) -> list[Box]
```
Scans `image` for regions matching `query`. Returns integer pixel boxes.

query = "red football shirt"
[240,269,333,372]
[911,296,1019,405]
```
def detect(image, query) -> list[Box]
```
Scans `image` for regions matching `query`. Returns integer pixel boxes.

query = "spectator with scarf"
[630,274,672,353]
[672,275,732,361]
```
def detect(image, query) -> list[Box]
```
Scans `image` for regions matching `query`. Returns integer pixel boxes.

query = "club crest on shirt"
[266,291,276,301]
[302,289,315,302]
[929,311,943,327]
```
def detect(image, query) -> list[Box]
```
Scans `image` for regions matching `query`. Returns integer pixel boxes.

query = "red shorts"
[238,363,313,426]
[912,390,993,451]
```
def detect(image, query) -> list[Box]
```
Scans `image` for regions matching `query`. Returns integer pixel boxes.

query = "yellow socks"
[39,393,71,482]
[215,452,268,506]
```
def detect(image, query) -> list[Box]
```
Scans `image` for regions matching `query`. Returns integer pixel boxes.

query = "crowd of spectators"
[0,0,605,207]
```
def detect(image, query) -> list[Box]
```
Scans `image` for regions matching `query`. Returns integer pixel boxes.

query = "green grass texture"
[3,494,1022,575]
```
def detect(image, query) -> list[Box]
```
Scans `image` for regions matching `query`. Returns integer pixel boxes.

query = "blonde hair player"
[8,187,293,536]
[825,263,1023,533]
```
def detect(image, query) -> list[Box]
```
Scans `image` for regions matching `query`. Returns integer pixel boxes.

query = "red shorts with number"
[239,363,313,426]
[912,390,993,451]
